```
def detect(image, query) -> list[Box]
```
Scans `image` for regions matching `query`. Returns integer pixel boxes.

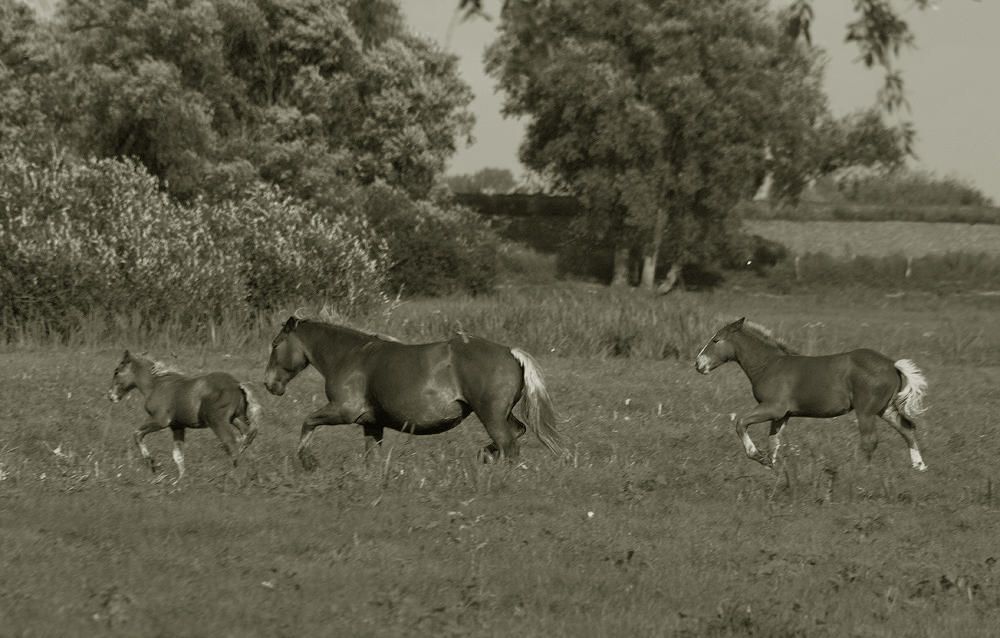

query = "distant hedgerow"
[0,152,388,338]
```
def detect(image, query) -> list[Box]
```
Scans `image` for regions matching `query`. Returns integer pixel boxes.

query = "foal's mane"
[740,321,800,355]
[127,352,183,377]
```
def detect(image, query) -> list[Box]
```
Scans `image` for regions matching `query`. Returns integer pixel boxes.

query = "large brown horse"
[108,351,260,482]
[263,317,566,471]
[695,318,928,471]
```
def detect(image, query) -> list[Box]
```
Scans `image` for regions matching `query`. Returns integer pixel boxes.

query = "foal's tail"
[510,348,568,457]
[893,359,928,419]
[238,382,262,444]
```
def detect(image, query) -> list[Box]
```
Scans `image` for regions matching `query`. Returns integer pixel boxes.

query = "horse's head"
[264,316,309,396]
[108,350,140,402]
[695,317,745,374]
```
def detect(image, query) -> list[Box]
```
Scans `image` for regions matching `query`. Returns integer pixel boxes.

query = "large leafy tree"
[5,0,474,202]
[486,0,827,287]
[464,0,929,114]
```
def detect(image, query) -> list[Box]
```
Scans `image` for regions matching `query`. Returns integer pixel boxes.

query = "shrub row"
[0,154,389,339]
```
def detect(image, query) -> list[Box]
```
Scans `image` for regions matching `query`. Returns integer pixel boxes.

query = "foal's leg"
[208,417,241,466]
[768,417,790,467]
[734,404,788,468]
[134,419,168,473]
[882,406,927,471]
[171,427,186,482]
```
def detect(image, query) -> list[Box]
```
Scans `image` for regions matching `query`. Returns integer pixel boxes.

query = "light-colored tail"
[894,359,927,419]
[510,348,567,457]
[238,382,262,451]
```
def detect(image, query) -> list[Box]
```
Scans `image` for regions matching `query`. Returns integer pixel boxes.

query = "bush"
[0,153,388,339]
[341,181,500,297]
[838,168,993,207]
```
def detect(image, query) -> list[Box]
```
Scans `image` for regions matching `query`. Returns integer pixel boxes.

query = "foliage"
[343,181,500,296]
[443,168,518,194]
[485,0,828,284]
[0,152,388,340]
[5,0,475,204]
[837,168,994,207]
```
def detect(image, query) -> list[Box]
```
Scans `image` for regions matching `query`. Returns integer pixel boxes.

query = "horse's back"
[759,349,900,416]
[148,372,244,427]
[448,335,523,403]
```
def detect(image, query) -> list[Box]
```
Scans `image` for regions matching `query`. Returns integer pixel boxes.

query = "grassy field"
[747,220,1000,258]
[3,288,1000,637]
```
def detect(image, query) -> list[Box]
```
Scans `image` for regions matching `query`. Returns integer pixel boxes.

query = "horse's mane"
[126,352,183,377]
[150,359,183,377]
[740,321,800,355]
[300,318,400,343]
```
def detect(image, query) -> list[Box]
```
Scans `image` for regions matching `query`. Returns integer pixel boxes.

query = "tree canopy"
[486,0,835,286]
[1,0,475,203]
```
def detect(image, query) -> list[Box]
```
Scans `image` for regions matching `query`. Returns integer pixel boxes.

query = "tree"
[486,0,827,288]
[443,167,517,194]
[462,0,931,114]
[8,0,474,202]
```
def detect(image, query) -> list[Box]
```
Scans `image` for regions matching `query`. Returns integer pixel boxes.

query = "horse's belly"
[788,383,852,417]
[380,396,467,434]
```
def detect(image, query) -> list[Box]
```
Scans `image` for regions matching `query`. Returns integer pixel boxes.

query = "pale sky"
[399,0,1000,204]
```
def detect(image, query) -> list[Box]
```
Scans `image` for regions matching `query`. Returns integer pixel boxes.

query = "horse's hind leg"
[856,411,880,463]
[479,414,526,462]
[208,418,241,466]
[232,415,257,456]
[768,417,789,467]
[171,427,186,483]
[475,404,522,462]
[882,405,927,471]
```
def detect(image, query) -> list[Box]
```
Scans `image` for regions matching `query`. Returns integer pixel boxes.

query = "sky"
[398,0,1000,204]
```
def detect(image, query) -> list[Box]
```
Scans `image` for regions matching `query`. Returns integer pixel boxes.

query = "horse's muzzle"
[695,355,713,375]
[264,380,285,396]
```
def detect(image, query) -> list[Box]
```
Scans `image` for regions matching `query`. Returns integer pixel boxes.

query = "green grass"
[3,288,1000,636]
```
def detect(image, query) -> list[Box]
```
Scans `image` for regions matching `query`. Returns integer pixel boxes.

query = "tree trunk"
[639,206,669,290]
[611,244,630,286]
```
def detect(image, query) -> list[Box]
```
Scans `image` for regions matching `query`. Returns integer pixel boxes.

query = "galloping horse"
[695,318,928,471]
[263,317,566,471]
[108,351,260,482]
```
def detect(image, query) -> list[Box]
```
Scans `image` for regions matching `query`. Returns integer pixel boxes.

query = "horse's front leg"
[298,403,361,472]
[362,423,384,463]
[735,405,787,468]
[134,419,168,473]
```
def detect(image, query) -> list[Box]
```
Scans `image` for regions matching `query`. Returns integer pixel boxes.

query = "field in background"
[3,288,1000,637]
[748,220,1000,258]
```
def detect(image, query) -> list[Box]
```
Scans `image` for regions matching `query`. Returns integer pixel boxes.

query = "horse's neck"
[733,335,786,381]
[130,363,159,396]
[304,324,373,369]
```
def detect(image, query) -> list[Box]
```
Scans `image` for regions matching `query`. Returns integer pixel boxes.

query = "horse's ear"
[122,349,130,359]
[733,317,746,330]
[283,315,300,332]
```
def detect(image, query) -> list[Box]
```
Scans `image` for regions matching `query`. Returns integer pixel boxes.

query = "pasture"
[747,220,1000,258]
[2,288,1000,637]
